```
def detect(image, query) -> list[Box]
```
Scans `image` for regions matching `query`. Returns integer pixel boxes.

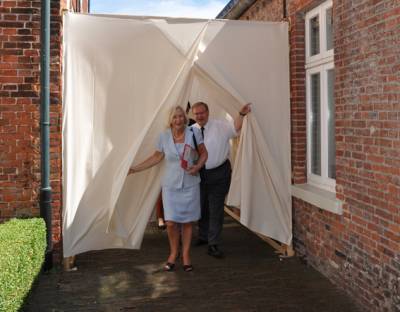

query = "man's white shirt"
[193,119,237,169]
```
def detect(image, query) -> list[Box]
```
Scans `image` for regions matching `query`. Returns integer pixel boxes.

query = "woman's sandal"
[158,218,166,230]
[164,262,175,272]
[183,264,193,272]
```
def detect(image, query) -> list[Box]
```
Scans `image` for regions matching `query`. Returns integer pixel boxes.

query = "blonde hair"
[167,105,188,128]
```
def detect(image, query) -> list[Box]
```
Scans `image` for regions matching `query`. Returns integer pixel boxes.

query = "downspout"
[283,0,287,19]
[40,0,52,270]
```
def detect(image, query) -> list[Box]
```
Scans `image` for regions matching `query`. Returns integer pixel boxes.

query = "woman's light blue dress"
[156,127,203,223]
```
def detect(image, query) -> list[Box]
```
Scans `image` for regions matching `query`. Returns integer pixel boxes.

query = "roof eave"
[216,0,257,19]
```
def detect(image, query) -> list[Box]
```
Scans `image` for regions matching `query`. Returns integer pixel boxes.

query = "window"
[305,1,335,192]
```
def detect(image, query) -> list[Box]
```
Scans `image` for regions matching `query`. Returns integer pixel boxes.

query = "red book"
[181,144,194,170]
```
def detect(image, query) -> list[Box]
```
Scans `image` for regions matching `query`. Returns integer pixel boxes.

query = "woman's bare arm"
[128,151,164,174]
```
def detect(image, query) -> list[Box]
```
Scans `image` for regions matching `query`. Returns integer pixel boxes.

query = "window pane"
[326,7,333,50]
[327,69,336,179]
[310,16,320,56]
[311,73,321,175]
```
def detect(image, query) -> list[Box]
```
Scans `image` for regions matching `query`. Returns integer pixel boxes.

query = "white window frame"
[305,0,334,69]
[305,0,335,192]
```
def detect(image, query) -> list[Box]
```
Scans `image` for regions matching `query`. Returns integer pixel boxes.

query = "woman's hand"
[127,168,136,176]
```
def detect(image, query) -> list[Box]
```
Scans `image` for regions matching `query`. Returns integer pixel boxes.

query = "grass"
[0,218,46,312]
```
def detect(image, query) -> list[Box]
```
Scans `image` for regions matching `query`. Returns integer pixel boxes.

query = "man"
[191,101,251,258]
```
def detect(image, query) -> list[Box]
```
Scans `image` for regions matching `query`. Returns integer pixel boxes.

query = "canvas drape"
[62,13,291,257]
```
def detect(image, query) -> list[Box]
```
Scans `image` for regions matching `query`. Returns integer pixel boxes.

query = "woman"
[128,105,207,272]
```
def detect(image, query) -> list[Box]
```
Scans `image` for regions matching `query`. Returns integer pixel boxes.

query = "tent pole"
[40,0,52,271]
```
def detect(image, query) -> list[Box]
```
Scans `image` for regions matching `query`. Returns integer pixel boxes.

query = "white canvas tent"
[62,13,291,257]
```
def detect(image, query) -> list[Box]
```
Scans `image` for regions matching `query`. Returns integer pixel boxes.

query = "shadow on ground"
[24,216,361,312]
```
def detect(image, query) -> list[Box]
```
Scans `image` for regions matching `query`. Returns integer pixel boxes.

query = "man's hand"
[240,103,252,116]
[234,103,252,132]
[187,165,200,176]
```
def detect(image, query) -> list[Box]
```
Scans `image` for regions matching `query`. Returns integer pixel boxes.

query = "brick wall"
[235,0,400,310]
[0,0,66,260]
[331,0,399,309]
[240,0,284,21]
[288,0,400,311]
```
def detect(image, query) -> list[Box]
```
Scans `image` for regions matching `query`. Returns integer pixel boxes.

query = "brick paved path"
[25,216,360,312]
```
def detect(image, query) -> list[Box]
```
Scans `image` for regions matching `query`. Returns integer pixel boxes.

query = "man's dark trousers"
[198,160,231,245]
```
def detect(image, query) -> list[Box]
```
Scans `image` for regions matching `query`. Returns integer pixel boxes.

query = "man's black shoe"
[208,245,224,258]
[194,239,208,246]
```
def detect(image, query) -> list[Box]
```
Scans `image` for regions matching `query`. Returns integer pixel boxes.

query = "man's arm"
[187,143,208,176]
[234,103,252,132]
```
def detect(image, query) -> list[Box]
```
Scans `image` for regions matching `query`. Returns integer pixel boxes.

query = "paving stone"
[24,216,361,312]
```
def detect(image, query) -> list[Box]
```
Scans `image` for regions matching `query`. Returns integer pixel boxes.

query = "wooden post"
[63,256,77,271]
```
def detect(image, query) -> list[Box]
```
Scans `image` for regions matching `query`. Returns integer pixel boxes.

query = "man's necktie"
[201,126,205,139]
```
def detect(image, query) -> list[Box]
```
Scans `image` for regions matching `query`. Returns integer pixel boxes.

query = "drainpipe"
[40,0,52,271]
[283,0,287,19]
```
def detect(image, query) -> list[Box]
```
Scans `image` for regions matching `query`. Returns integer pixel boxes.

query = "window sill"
[291,183,343,215]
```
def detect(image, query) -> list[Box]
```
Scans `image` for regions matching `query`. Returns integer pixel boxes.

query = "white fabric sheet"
[62,13,291,257]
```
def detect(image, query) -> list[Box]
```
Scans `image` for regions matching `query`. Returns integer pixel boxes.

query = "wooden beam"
[224,206,295,258]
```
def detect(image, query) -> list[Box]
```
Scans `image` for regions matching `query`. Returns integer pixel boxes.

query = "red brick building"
[219,0,400,311]
[0,0,89,259]
[1,0,399,310]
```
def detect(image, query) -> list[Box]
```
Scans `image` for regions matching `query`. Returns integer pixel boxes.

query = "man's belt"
[204,159,229,172]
